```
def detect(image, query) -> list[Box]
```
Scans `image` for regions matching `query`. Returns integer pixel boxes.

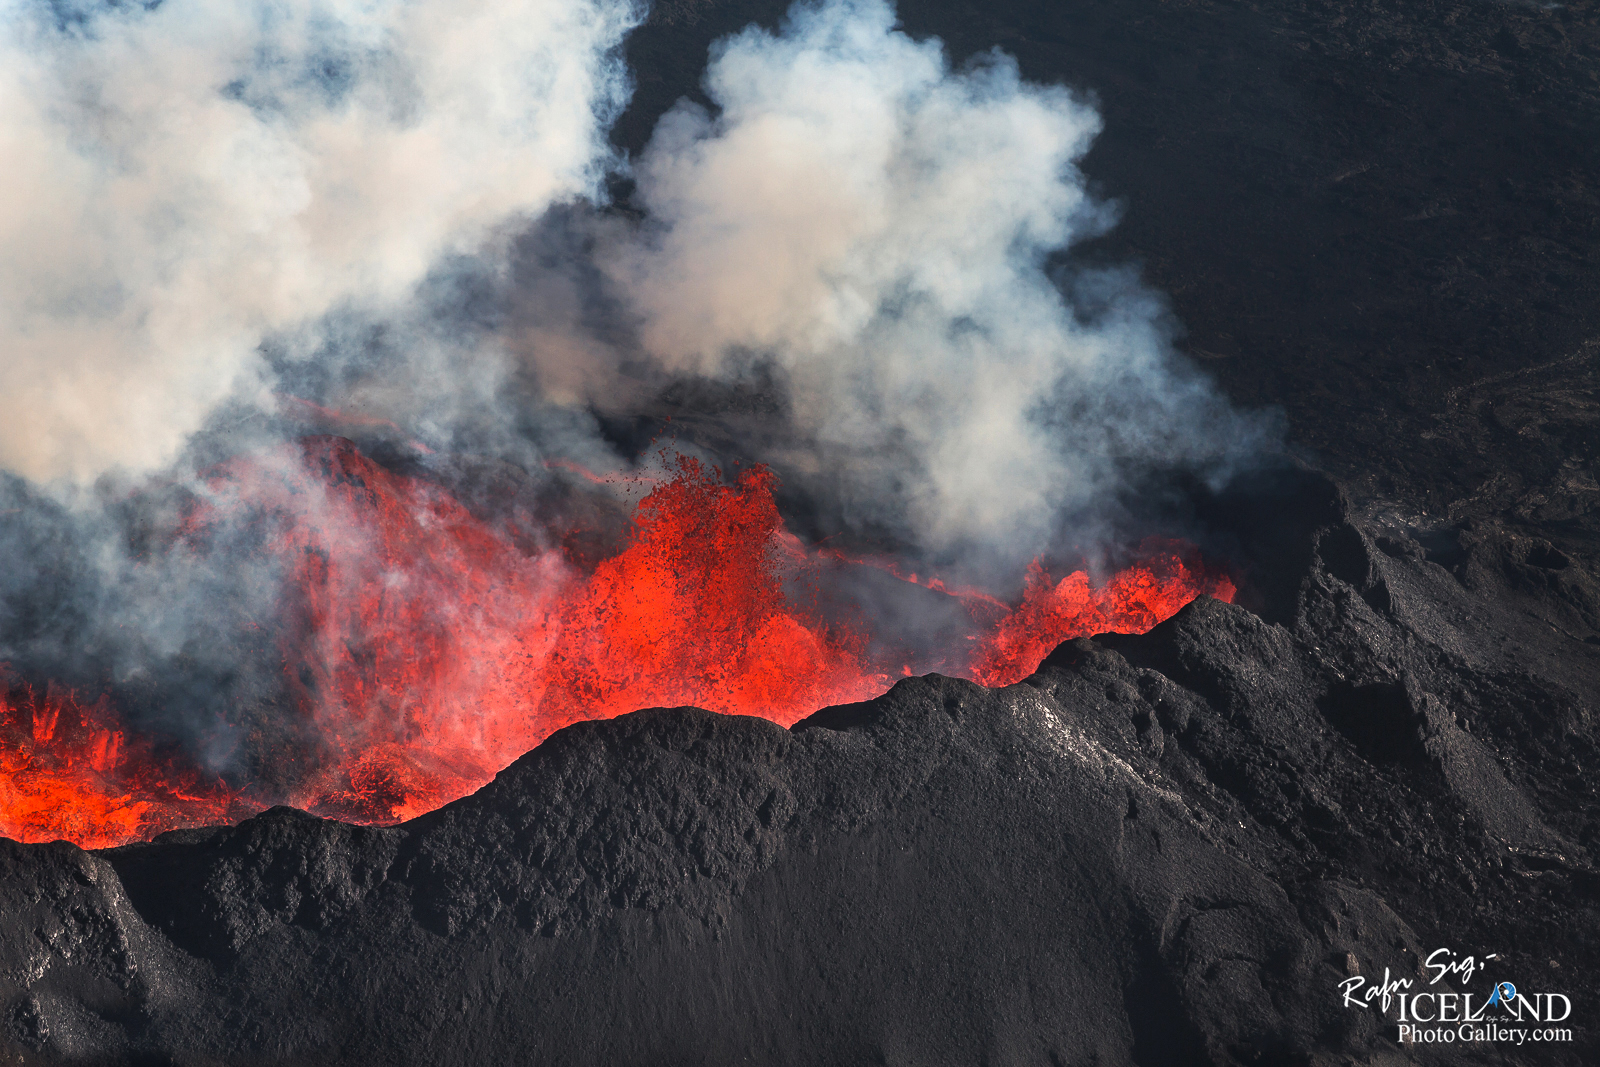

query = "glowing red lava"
[969,547,1235,688]
[0,437,1234,846]
[0,676,251,850]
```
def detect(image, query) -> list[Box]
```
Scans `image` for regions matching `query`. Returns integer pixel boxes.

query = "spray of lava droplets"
[0,437,1233,846]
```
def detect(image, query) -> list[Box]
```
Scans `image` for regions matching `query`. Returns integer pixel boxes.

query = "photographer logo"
[1339,947,1573,1046]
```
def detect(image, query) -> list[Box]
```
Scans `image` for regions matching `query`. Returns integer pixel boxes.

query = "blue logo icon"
[1487,982,1517,1008]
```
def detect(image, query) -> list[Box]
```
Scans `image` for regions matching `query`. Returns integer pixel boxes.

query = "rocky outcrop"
[1,473,1595,1065]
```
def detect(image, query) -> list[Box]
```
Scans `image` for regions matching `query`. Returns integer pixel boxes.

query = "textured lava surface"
[2,471,1596,1065]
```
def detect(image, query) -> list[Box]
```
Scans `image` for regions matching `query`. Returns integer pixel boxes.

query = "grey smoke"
[0,0,642,768]
[0,0,640,483]
[522,0,1280,571]
[0,0,1281,764]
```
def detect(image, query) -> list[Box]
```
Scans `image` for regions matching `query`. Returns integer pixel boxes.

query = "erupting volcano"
[0,436,1232,848]
[7,0,1600,1059]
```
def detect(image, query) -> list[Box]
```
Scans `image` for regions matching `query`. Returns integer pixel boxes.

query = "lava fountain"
[0,436,1233,846]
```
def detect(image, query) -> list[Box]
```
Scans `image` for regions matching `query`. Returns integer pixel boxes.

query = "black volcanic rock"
[2,473,1596,1065]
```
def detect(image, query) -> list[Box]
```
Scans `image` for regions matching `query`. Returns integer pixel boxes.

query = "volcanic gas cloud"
[0,0,1269,848]
[1,436,1232,847]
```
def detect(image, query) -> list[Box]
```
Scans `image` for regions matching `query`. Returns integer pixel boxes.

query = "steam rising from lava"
[497,0,1281,580]
[0,0,638,482]
[599,0,1269,564]
[0,0,1278,844]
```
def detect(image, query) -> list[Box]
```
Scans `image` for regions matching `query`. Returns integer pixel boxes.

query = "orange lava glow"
[0,676,252,849]
[0,437,1234,847]
[968,549,1236,687]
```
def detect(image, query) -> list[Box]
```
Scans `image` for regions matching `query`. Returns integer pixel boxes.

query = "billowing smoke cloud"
[1,0,1282,775]
[0,0,639,483]
[522,0,1278,570]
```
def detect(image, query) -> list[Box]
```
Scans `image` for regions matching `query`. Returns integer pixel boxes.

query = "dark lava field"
[5,1,1600,1065]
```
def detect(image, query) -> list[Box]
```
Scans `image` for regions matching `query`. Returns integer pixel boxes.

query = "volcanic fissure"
[1,435,1233,847]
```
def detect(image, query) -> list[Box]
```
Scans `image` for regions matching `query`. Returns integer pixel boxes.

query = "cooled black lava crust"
[2,470,1597,1065]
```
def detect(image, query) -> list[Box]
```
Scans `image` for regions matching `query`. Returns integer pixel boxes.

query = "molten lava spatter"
[0,675,251,848]
[197,437,578,824]
[969,546,1237,687]
[534,461,886,730]
[191,441,883,825]
[0,438,1234,847]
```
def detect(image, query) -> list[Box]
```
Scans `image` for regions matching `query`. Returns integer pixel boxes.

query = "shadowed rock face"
[2,472,1596,1065]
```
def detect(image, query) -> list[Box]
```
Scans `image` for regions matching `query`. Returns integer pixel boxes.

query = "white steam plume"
[0,0,639,484]
[0,0,1284,757]
[575,0,1276,565]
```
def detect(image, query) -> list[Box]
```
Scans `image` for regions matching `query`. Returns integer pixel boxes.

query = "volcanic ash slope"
[2,475,1598,1066]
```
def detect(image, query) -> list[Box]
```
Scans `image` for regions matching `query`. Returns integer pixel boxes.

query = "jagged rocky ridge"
[2,470,1597,1066]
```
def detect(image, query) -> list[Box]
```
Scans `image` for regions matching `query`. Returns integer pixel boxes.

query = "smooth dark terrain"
[5,1,1600,1064]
